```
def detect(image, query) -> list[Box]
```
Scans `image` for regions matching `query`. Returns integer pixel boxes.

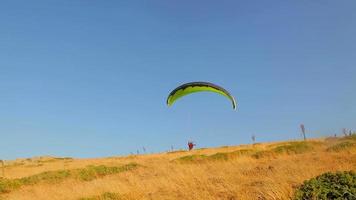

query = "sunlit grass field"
[1,136,355,200]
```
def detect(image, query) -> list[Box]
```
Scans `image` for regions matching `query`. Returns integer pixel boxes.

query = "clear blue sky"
[1,1,355,160]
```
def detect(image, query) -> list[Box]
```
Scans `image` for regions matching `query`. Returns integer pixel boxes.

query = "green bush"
[20,170,71,185]
[294,171,356,200]
[273,142,312,154]
[208,153,229,161]
[76,163,138,181]
[251,150,275,159]
[177,149,255,162]
[0,163,139,194]
[327,142,355,152]
[0,178,21,193]
[208,149,254,161]
[176,155,207,163]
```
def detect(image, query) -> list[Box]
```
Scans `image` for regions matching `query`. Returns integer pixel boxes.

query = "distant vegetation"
[272,142,313,154]
[209,149,255,161]
[176,142,315,162]
[78,192,121,200]
[346,134,356,140]
[167,150,186,154]
[294,171,356,200]
[327,142,355,152]
[4,157,73,169]
[251,150,275,159]
[175,149,257,163]
[0,163,138,194]
[176,154,208,163]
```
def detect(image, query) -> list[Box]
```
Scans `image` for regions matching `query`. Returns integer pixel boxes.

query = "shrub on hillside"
[344,134,356,141]
[176,149,256,162]
[251,150,275,159]
[327,142,355,152]
[294,171,356,200]
[208,152,229,161]
[176,155,207,163]
[20,170,71,185]
[0,178,20,193]
[0,163,139,194]
[273,142,312,154]
[208,149,255,161]
[76,163,138,181]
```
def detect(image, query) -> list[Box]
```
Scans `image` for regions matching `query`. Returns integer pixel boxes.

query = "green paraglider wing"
[166,82,237,110]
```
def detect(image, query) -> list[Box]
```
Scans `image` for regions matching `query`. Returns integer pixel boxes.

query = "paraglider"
[167,82,236,152]
[166,82,237,110]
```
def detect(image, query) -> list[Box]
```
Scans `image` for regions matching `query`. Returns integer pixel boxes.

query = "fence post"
[300,124,306,141]
[0,160,4,178]
[251,134,256,144]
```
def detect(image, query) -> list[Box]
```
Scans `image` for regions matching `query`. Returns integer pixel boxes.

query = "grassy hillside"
[1,136,355,200]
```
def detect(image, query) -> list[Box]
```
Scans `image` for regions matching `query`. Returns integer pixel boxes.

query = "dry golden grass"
[1,137,355,200]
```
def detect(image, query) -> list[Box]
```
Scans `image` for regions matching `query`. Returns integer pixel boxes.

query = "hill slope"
[1,136,355,200]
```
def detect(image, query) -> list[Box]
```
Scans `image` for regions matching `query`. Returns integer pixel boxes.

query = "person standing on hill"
[188,141,196,151]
